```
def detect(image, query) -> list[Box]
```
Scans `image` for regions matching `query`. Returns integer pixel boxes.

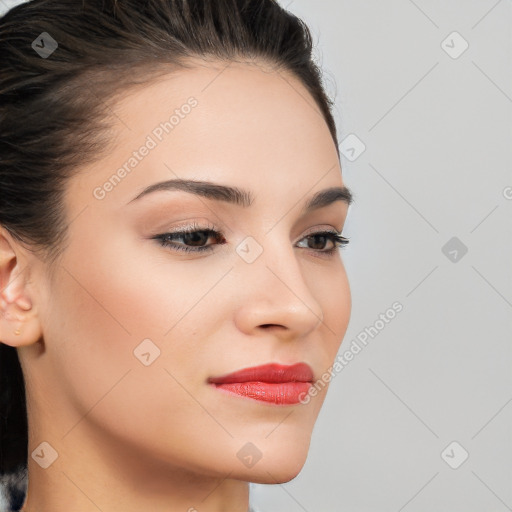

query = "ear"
[0,226,43,348]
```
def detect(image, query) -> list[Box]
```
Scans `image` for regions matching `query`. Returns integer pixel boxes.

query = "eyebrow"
[127,178,353,213]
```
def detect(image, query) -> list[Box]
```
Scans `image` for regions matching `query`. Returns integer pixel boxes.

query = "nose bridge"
[233,232,324,335]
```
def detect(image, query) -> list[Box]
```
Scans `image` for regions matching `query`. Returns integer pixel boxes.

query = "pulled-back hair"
[0,0,340,505]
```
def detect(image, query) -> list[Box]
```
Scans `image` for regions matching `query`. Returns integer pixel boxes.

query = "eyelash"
[152,221,350,256]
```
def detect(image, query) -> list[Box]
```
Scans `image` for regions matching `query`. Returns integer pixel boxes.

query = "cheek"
[312,259,351,358]
[42,249,238,472]
[43,223,228,406]
[54,218,203,339]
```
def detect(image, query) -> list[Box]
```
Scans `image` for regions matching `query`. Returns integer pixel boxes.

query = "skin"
[0,59,352,512]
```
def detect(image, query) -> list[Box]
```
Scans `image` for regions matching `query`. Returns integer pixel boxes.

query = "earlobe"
[0,227,43,348]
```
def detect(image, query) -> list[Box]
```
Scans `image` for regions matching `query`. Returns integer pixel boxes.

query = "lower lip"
[210,381,312,405]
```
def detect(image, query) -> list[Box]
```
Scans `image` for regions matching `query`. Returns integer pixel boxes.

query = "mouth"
[207,362,314,405]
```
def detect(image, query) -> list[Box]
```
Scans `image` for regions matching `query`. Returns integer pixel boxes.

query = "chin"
[238,444,310,485]
[244,459,307,485]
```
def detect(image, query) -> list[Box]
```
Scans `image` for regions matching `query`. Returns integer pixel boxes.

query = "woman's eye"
[152,225,349,255]
[153,227,224,254]
[296,231,350,255]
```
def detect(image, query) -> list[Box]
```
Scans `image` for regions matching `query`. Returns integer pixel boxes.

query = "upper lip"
[208,362,314,384]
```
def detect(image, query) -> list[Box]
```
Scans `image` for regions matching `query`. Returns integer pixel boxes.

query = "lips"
[208,362,314,405]
[208,362,314,384]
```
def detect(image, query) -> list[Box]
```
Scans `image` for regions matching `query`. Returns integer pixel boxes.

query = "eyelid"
[298,224,344,239]
[153,221,344,241]
[163,220,218,233]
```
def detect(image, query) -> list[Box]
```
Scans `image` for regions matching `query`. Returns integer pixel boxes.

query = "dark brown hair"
[0,0,340,501]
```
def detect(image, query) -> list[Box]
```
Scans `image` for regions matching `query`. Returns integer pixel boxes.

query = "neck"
[20,418,251,512]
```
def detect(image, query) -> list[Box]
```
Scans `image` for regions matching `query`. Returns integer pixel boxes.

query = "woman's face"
[21,60,351,484]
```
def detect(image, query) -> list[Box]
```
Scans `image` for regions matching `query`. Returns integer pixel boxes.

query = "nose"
[233,237,325,341]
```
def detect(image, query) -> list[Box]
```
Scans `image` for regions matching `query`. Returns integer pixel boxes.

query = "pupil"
[310,235,326,250]
[185,231,208,246]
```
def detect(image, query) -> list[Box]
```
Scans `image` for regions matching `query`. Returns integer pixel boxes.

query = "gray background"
[1,1,510,511]
[250,1,512,511]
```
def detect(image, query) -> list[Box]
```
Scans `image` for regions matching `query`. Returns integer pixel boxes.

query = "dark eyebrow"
[127,178,353,212]
[302,186,353,213]
[127,179,253,207]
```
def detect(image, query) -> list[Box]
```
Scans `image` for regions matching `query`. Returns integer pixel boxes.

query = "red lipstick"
[208,362,313,405]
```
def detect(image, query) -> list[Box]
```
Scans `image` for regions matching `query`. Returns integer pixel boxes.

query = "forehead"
[112,59,336,153]
[67,60,343,216]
